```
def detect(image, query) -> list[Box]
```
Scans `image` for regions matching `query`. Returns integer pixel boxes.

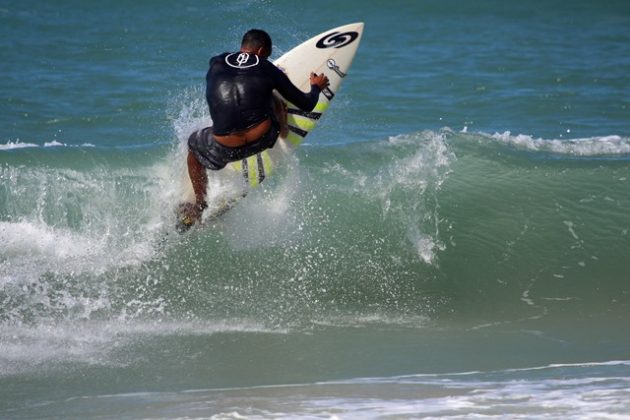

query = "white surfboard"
[178,23,364,227]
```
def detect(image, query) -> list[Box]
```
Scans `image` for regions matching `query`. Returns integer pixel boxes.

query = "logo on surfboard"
[326,59,346,78]
[316,31,358,49]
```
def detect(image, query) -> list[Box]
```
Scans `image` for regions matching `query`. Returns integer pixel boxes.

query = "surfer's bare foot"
[176,201,207,233]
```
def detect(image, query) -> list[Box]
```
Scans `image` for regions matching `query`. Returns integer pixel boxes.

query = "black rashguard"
[206,52,321,136]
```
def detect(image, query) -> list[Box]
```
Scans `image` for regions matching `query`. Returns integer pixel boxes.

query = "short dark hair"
[241,29,272,52]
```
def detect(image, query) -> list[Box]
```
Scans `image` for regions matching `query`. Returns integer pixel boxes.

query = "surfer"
[181,29,330,227]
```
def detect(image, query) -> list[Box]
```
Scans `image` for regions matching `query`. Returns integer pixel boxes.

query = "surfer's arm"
[268,63,326,111]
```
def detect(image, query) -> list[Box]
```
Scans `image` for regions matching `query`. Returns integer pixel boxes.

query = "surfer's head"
[241,29,272,58]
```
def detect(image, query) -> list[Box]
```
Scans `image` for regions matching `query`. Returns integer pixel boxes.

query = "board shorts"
[187,121,280,171]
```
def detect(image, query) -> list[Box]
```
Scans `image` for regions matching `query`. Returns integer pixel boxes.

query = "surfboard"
[177,22,364,231]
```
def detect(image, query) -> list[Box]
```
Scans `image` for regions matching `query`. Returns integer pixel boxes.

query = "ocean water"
[2,0,630,418]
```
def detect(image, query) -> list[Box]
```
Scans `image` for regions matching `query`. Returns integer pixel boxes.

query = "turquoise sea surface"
[2,0,630,418]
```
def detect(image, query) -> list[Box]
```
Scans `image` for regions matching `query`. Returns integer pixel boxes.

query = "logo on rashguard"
[236,53,250,66]
[225,52,260,68]
[327,59,346,78]
[316,31,359,49]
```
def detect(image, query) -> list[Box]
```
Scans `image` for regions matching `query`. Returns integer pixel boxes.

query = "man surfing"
[180,29,330,230]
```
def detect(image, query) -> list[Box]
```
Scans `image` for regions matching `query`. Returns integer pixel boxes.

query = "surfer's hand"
[310,72,329,90]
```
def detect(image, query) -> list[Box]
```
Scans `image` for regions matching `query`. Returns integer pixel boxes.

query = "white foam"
[311,313,431,329]
[0,212,160,287]
[221,157,302,250]
[0,140,38,150]
[0,140,96,151]
[167,85,212,142]
[489,131,630,156]
[44,140,66,147]
[0,221,102,261]
[86,360,630,419]
[0,159,175,330]
[0,319,286,376]
[380,131,455,264]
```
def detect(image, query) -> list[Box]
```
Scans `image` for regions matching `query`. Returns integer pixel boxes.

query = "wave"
[1,120,629,329]
[1,119,630,381]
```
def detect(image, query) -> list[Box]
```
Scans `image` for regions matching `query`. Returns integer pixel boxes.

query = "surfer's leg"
[187,150,208,210]
[186,126,229,211]
[177,150,208,228]
[182,128,221,227]
[273,96,288,138]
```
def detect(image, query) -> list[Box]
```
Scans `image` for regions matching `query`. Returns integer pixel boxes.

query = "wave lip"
[0,140,96,151]
[0,140,39,151]
[488,131,630,156]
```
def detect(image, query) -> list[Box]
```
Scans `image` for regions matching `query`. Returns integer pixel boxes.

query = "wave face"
[2,127,629,330]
